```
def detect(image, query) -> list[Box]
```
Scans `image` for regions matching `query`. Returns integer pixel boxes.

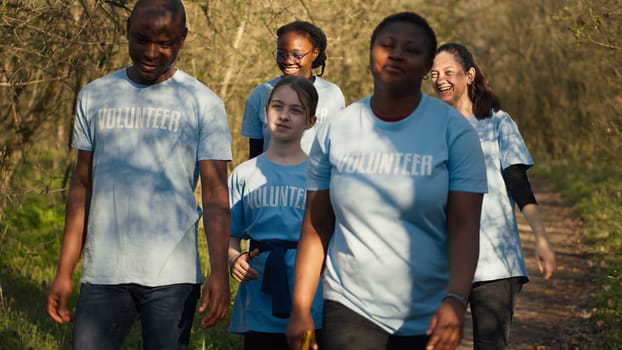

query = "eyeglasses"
[274,49,313,62]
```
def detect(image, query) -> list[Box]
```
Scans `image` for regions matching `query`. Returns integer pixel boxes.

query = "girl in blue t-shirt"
[430,42,556,350]
[240,21,345,158]
[228,76,321,350]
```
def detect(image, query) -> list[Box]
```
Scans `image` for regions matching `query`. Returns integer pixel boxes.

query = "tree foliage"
[0,0,129,221]
[0,1,621,346]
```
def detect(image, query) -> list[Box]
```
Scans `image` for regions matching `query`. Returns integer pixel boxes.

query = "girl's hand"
[229,248,260,282]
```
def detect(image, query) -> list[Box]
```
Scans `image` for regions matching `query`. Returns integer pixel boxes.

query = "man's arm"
[197,159,231,328]
[46,150,93,323]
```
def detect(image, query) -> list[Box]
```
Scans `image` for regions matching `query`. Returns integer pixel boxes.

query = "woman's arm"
[286,190,335,350]
[427,191,483,350]
[521,204,556,280]
[503,164,556,279]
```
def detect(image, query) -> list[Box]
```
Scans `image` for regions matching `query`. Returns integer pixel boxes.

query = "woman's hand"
[425,298,465,350]
[286,311,317,350]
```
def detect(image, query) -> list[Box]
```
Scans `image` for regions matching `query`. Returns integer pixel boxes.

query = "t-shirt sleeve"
[198,99,232,161]
[240,88,265,139]
[306,122,332,191]
[335,86,346,109]
[228,170,246,238]
[497,112,534,170]
[447,115,488,193]
[71,90,95,151]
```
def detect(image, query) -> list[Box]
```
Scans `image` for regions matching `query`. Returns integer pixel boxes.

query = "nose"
[144,42,159,59]
[278,109,291,121]
[388,47,404,60]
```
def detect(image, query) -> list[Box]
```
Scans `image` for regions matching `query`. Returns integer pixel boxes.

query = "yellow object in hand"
[300,329,313,350]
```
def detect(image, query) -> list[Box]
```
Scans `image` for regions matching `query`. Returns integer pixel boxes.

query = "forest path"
[457,177,595,350]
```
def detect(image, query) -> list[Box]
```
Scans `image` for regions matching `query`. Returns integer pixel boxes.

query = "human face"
[266,85,313,143]
[369,21,432,92]
[126,8,187,85]
[430,51,474,107]
[276,31,318,78]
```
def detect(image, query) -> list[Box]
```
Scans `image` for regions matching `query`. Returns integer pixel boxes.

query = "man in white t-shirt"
[45,1,232,348]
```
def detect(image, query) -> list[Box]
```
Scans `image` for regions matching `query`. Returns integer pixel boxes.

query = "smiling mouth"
[281,66,300,75]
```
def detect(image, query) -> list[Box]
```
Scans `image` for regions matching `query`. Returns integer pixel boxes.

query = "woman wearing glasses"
[240,21,345,158]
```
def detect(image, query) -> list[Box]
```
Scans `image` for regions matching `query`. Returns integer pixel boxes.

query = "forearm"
[201,160,231,278]
[521,203,547,238]
[446,192,483,297]
[447,228,479,298]
[56,195,88,279]
[291,190,334,314]
[203,199,230,278]
[56,152,92,279]
[228,237,243,265]
[291,222,329,313]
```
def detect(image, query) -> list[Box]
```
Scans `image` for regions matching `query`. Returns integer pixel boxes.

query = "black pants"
[244,330,321,350]
[470,277,525,350]
[321,300,429,350]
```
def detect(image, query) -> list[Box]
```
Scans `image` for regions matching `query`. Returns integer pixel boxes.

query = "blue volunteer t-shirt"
[72,68,232,286]
[240,76,345,154]
[468,109,533,282]
[228,155,323,333]
[307,94,487,335]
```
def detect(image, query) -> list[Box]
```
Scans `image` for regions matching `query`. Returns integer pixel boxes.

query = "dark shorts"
[320,300,429,350]
[72,283,200,350]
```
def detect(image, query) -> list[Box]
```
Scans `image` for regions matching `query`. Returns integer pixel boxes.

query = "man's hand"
[198,273,230,328]
[46,276,74,324]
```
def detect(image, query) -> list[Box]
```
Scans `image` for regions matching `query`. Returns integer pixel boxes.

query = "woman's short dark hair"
[370,12,437,66]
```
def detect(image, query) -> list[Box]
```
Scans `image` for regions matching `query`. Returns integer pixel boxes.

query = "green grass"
[533,159,622,349]
[0,187,243,350]
[2,157,621,349]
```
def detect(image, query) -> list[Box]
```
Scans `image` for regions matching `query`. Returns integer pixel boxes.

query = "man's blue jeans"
[72,283,200,350]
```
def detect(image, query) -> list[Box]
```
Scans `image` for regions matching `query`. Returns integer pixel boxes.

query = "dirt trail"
[458,177,595,350]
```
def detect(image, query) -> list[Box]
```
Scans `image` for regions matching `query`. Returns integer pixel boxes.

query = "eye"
[275,49,287,60]
[291,107,305,115]
[269,101,284,110]
[134,36,148,45]
[158,41,174,49]
[405,46,421,54]
[430,71,439,79]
